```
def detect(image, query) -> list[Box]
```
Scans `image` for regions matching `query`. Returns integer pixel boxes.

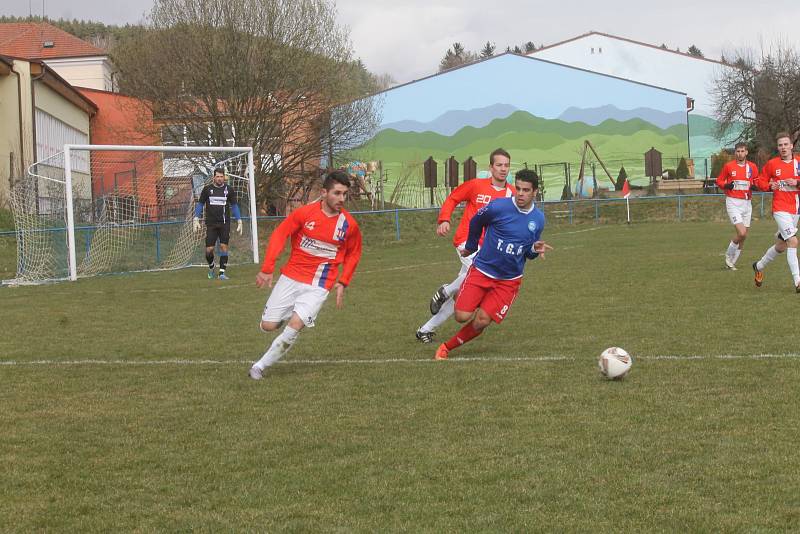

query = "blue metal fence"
[0,192,774,279]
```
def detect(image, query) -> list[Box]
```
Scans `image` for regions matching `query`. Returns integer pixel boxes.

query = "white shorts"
[725,197,752,227]
[456,241,478,277]
[773,212,800,241]
[261,275,329,328]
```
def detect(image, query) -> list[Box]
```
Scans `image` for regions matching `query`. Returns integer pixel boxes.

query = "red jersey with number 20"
[438,178,515,247]
[755,157,800,214]
[260,201,362,290]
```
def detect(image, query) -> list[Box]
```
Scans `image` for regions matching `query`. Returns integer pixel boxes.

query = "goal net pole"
[64,145,78,281]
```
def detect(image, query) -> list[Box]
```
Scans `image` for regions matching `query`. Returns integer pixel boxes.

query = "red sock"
[444,322,484,350]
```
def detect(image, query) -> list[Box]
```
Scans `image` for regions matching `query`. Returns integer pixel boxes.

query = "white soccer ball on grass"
[598,347,632,379]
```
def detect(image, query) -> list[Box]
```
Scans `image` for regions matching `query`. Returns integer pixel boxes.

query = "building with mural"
[530,32,738,159]
[349,52,691,203]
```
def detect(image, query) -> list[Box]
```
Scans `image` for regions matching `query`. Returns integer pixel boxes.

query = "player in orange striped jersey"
[249,171,363,380]
[415,148,516,343]
[752,133,800,292]
[715,142,759,270]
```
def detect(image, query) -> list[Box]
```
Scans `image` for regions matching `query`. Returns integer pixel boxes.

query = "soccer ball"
[598,347,633,379]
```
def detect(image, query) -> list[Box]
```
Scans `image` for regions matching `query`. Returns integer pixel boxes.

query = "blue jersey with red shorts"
[456,197,545,324]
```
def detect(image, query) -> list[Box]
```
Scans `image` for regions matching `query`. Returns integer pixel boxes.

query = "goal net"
[8,145,258,284]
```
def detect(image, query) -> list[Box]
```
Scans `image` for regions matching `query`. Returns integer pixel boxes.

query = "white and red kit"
[260,201,362,290]
[438,178,515,248]
[716,160,758,200]
[755,157,800,214]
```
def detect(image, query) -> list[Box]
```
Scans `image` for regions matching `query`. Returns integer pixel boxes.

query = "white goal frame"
[61,144,259,281]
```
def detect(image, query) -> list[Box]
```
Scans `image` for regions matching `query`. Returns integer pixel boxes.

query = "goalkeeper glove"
[724,182,735,190]
[236,220,243,235]
[192,217,201,232]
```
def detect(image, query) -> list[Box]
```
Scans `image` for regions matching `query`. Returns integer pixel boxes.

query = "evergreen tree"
[676,157,690,179]
[687,45,704,58]
[615,166,628,191]
[480,41,495,58]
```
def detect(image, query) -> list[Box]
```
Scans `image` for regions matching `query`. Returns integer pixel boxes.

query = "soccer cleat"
[248,366,263,380]
[207,269,216,280]
[752,262,763,287]
[725,256,737,270]
[219,272,229,280]
[429,285,449,315]
[416,329,435,343]
[434,343,449,360]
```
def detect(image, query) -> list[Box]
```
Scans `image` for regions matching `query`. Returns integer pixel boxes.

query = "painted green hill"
[363,110,687,154]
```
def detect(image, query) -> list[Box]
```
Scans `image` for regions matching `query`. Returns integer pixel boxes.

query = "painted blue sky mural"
[377,54,688,127]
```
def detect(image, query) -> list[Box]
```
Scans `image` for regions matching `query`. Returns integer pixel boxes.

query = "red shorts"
[455,267,522,324]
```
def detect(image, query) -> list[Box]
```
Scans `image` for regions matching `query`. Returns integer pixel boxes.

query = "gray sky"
[4,0,800,83]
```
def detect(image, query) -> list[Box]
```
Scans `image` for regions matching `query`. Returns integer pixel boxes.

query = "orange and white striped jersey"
[438,178,515,247]
[260,201,362,290]
[755,157,800,214]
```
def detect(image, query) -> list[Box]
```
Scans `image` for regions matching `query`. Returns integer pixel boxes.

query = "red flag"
[622,179,631,199]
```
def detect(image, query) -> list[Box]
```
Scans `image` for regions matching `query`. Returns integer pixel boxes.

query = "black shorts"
[205,223,231,246]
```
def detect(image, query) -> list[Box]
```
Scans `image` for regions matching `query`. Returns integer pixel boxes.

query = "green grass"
[2,216,800,531]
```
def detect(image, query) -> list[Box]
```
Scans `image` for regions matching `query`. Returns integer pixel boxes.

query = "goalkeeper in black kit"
[193,168,243,280]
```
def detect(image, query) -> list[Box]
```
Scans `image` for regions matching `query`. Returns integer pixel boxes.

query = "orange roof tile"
[0,22,106,60]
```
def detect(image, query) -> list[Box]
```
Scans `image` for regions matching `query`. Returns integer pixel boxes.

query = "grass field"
[3,217,800,531]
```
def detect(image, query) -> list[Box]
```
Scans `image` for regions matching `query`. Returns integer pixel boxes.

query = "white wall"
[531,34,734,117]
[44,56,114,92]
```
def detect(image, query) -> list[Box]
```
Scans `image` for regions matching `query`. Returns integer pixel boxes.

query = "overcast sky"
[4,0,800,83]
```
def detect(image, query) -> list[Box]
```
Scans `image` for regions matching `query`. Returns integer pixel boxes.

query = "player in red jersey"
[415,148,515,343]
[249,171,363,380]
[752,132,800,291]
[715,142,759,270]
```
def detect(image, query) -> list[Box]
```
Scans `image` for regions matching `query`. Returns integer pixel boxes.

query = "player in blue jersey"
[434,169,552,360]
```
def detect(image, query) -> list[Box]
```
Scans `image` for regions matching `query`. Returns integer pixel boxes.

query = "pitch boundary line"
[3,353,800,366]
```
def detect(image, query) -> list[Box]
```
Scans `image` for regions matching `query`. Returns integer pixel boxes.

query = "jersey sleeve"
[338,220,363,287]
[754,162,771,191]
[438,180,475,223]
[260,209,304,274]
[715,163,729,189]
[194,186,208,217]
[464,202,493,252]
[525,212,546,260]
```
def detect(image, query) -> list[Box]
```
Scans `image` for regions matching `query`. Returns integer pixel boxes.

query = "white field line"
[2,353,800,366]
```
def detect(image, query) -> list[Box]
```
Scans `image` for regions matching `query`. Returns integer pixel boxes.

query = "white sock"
[757,246,780,271]
[254,326,299,370]
[444,273,466,298]
[788,248,800,285]
[420,299,455,333]
[726,241,738,258]
[732,247,742,264]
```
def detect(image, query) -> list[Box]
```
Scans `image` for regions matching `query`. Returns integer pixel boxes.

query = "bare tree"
[711,43,800,149]
[112,0,382,212]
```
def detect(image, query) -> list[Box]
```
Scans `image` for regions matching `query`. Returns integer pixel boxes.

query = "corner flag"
[622,179,631,223]
[622,178,631,199]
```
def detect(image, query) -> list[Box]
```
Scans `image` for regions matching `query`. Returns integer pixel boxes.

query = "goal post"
[10,144,259,284]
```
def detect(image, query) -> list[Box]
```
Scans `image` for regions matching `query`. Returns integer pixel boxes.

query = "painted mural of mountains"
[558,105,686,129]
[380,103,519,136]
[367,110,686,154]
